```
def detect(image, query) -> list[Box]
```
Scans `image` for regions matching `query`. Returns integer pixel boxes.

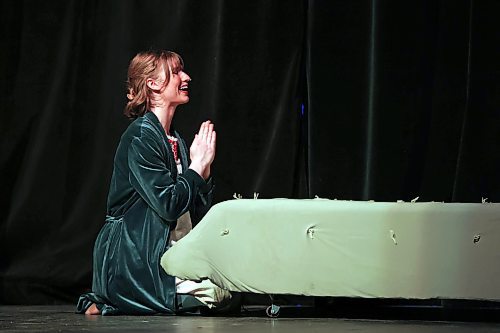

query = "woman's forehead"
[165,54,183,71]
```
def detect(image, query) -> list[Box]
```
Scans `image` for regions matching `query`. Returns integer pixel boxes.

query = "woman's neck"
[150,104,176,135]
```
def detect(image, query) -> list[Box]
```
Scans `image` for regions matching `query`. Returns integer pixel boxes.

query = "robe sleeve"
[191,175,215,226]
[127,132,208,223]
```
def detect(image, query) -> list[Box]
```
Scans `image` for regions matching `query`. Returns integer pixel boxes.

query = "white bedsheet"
[161,199,500,301]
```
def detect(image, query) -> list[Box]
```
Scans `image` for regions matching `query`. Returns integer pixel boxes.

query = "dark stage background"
[1,0,499,304]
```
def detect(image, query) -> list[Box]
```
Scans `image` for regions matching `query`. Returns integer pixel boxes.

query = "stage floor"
[1,305,500,333]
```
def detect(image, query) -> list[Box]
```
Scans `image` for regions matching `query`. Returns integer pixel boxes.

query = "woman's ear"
[146,78,160,91]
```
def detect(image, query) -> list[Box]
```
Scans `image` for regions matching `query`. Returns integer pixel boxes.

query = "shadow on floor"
[214,293,500,323]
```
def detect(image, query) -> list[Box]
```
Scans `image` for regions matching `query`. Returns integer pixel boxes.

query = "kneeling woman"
[77,50,226,315]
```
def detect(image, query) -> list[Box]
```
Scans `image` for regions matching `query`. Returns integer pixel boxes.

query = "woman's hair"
[124,50,184,119]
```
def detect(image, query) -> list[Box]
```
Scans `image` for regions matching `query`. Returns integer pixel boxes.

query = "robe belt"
[105,215,124,223]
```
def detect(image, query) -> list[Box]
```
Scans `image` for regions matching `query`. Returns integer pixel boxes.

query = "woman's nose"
[180,71,191,82]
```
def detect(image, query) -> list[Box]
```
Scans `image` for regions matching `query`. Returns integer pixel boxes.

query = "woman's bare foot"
[85,303,100,315]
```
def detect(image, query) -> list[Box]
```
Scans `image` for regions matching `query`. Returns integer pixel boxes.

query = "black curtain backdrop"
[307,0,500,202]
[0,0,498,304]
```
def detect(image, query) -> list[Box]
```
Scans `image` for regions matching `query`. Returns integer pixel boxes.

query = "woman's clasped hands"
[189,120,216,180]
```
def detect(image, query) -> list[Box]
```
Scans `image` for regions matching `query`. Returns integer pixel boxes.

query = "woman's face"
[158,65,191,106]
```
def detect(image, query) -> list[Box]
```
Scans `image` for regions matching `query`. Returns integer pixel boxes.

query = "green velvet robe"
[77,111,213,315]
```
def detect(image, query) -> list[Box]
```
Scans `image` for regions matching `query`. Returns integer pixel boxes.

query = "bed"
[161,198,500,302]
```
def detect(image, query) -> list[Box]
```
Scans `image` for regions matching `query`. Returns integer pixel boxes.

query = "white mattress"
[161,199,500,301]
